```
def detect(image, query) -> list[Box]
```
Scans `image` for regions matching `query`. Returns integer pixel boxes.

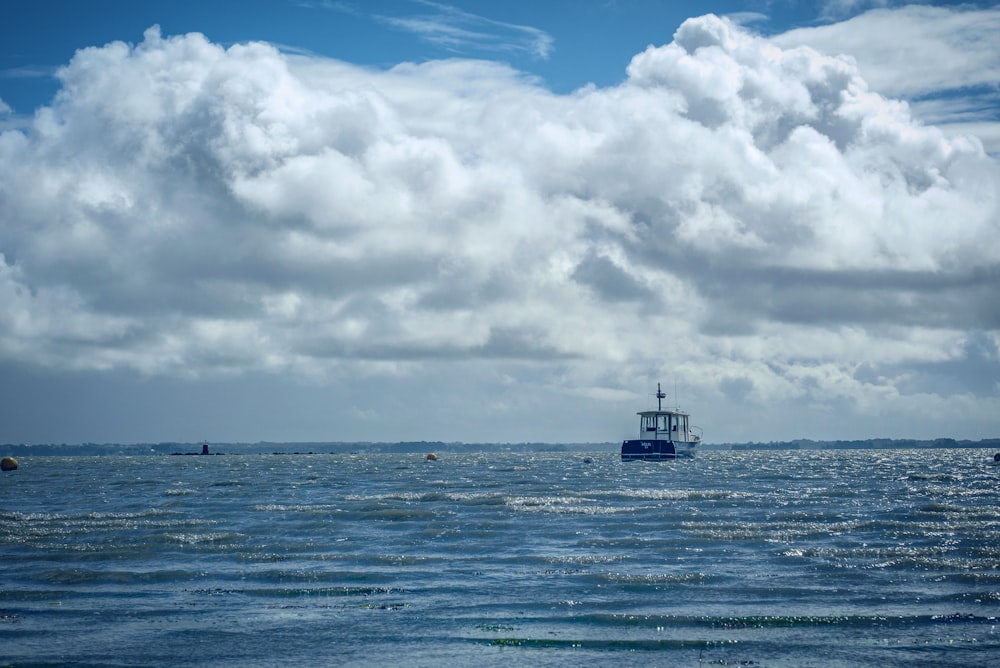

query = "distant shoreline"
[2,438,998,457]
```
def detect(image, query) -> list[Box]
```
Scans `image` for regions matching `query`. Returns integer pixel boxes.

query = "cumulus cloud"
[773,4,1000,153]
[1,15,998,441]
[777,4,1000,97]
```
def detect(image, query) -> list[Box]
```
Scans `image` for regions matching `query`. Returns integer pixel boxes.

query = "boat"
[621,383,702,461]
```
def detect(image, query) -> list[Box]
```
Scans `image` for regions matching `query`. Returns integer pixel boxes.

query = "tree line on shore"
[2,437,999,457]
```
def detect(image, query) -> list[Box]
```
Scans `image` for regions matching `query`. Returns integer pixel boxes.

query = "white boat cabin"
[637,409,696,442]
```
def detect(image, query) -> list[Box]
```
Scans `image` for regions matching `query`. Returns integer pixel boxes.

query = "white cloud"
[778,5,1000,97]
[773,4,1000,154]
[377,1,554,59]
[0,16,998,442]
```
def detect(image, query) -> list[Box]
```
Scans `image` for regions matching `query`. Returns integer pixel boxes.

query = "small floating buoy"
[582,457,593,464]
[1,456,18,471]
[994,452,1000,463]
[426,453,438,461]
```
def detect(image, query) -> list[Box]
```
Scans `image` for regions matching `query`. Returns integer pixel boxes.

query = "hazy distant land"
[2,438,999,457]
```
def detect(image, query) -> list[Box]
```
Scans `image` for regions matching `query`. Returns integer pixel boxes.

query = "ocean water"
[2,449,999,667]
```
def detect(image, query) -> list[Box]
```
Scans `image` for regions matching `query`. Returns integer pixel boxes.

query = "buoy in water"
[426,453,438,461]
[1,456,18,471]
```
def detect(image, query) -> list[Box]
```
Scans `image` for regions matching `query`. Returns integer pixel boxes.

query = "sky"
[1,0,998,446]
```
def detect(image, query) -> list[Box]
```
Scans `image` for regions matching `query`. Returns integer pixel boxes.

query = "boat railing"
[690,426,703,441]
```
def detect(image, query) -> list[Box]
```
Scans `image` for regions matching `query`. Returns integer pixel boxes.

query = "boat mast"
[656,383,666,411]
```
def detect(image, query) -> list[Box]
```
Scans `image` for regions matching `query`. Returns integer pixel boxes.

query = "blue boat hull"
[621,439,697,461]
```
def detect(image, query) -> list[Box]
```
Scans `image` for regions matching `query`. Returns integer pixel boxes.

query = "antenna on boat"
[656,383,666,411]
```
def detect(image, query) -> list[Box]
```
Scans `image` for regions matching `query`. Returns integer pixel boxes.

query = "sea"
[2,448,999,667]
